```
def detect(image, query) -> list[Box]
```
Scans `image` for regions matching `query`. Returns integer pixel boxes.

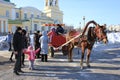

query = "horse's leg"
[69,49,73,62]
[68,43,71,62]
[68,43,73,62]
[86,48,91,68]
[80,47,85,69]
[69,47,74,62]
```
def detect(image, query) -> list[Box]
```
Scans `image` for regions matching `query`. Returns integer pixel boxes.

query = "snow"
[0,32,120,50]
[93,32,120,51]
[107,32,120,43]
[0,36,6,42]
[0,36,9,50]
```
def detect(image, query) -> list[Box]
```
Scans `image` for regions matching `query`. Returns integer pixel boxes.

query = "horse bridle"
[94,25,107,41]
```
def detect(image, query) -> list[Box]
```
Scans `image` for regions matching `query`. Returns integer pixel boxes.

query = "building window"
[16,12,19,18]
[31,14,34,18]
[0,21,1,32]
[34,24,37,31]
[41,27,45,31]
[3,21,6,32]
[12,26,17,33]
[24,13,27,19]
[6,10,9,17]
[37,15,40,18]
[41,22,45,31]
[4,0,10,2]
[25,26,28,31]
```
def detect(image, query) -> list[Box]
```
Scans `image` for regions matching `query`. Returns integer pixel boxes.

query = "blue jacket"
[7,33,13,43]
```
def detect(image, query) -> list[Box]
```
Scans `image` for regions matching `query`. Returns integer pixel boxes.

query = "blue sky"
[10,0,120,28]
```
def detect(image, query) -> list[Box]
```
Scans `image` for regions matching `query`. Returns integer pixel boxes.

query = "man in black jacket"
[13,27,24,75]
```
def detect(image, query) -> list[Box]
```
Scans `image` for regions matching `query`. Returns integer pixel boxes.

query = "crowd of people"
[6,24,64,75]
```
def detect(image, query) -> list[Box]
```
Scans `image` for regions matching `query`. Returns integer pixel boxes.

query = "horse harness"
[77,27,97,46]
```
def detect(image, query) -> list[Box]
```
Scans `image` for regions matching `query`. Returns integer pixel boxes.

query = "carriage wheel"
[62,45,68,56]
[50,47,54,57]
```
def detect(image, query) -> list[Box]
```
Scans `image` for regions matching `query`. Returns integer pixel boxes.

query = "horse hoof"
[87,65,91,68]
[69,60,73,62]
[80,66,83,69]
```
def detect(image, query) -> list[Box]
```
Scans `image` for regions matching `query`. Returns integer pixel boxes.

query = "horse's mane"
[87,27,95,41]
[81,20,98,37]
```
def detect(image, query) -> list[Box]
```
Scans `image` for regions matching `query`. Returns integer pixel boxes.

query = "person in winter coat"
[6,31,13,51]
[13,27,23,75]
[21,29,27,67]
[23,46,40,70]
[7,32,14,62]
[56,24,64,35]
[39,31,49,62]
[34,30,42,58]
[47,27,56,42]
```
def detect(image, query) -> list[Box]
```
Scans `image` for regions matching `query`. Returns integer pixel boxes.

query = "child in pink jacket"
[24,46,40,70]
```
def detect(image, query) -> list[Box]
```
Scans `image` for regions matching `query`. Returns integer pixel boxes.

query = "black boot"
[45,54,48,62]
[13,71,19,75]
[41,54,44,62]
[9,58,14,62]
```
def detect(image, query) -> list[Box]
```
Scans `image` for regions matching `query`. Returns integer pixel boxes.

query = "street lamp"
[83,16,85,27]
[79,22,81,31]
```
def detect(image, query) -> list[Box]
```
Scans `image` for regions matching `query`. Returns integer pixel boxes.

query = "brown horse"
[66,20,108,69]
[65,29,79,62]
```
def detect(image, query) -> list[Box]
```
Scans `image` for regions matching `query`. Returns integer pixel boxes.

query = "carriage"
[43,24,67,57]
[42,23,80,57]
[42,21,108,69]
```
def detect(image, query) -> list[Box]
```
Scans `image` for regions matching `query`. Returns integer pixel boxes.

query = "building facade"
[9,7,54,33]
[0,0,15,33]
[107,25,120,32]
[44,0,63,24]
[0,0,63,33]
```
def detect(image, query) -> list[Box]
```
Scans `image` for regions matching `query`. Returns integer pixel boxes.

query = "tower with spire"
[44,0,63,24]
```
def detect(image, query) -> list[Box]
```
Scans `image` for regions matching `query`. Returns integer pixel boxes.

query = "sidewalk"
[0,50,68,80]
[1,48,120,80]
[0,50,11,58]
[0,51,14,72]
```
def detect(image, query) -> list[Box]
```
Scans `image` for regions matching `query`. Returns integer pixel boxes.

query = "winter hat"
[16,27,22,31]
[42,31,47,36]
[57,24,61,27]
[28,46,33,50]
[51,27,56,32]
[22,29,27,35]
[37,30,40,33]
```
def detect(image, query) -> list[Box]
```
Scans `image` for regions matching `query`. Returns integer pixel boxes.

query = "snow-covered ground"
[93,32,120,51]
[0,36,8,50]
[0,32,120,50]
[0,36,6,42]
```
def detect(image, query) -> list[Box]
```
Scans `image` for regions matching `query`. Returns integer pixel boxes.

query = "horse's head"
[94,24,108,44]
